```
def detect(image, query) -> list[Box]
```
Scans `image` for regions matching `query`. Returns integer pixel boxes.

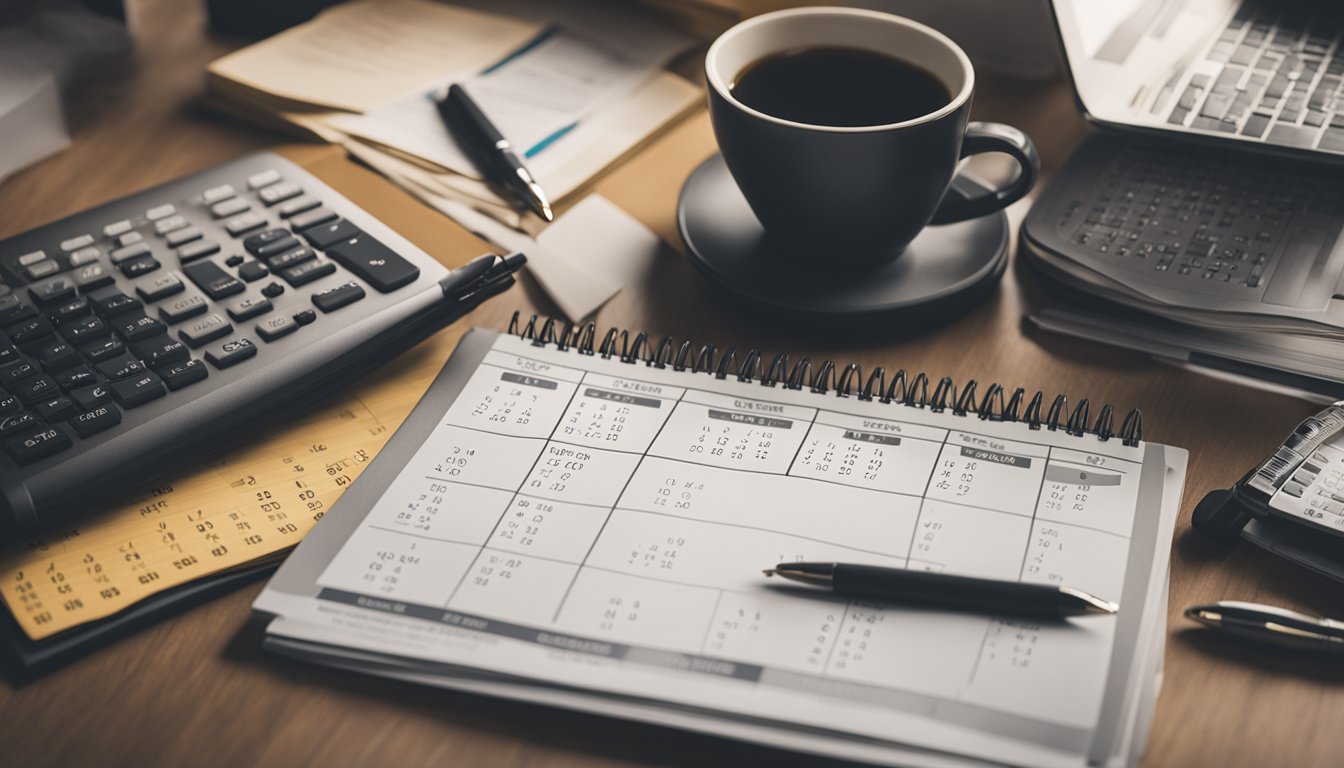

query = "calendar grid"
[301,332,1161,743]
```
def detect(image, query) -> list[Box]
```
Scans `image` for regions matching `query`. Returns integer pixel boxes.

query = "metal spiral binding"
[507,313,1143,446]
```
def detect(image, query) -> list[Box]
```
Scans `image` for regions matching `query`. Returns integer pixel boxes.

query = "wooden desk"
[2,1,1341,766]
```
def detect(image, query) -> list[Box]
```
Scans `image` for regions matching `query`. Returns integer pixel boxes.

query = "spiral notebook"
[254,317,1187,768]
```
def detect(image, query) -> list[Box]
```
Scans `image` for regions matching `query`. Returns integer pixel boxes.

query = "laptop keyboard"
[1064,142,1343,289]
[1166,4,1344,150]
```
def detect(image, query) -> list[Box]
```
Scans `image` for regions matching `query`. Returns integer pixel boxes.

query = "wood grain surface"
[2,1,1340,766]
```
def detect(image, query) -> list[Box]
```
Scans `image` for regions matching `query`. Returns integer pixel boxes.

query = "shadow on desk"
[221,618,867,767]
[1173,627,1344,685]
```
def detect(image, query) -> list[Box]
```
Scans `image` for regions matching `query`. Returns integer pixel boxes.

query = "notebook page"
[256,329,1182,767]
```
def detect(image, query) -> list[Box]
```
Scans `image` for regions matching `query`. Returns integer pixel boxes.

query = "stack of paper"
[0,55,69,184]
[1025,240,1344,401]
[206,0,702,231]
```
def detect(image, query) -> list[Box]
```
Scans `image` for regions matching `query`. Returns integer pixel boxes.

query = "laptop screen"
[1052,0,1236,125]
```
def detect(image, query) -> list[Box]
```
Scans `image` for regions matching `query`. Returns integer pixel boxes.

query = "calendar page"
[256,330,1185,768]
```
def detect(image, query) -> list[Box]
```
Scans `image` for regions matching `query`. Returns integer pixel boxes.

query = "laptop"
[1050,0,1344,157]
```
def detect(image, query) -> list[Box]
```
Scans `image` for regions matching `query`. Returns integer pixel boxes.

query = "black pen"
[764,562,1118,619]
[440,251,526,303]
[435,84,554,222]
[1185,600,1344,654]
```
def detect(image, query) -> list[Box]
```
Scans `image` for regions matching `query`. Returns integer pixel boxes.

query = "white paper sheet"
[332,22,691,191]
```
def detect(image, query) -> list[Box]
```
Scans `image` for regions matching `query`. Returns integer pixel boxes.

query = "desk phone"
[1196,401,1344,583]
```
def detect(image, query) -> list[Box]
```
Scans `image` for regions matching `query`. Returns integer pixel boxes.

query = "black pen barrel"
[831,564,1077,619]
[444,84,505,146]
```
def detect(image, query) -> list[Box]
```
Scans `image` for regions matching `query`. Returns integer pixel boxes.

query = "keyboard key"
[48,296,91,325]
[226,296,272,321]
[68,246,102,267]
[133,337,190,369]
[34,396,75,422]
[288,207,337,232]
[96,353,147,381]
[242,228,292,255]
[145,203,176,221]
[23,260,60,281]
[70,403,121,438]
[135,272,185,303]
[225,254,244,267]
[111,372,166,408]
[254,234,300,259]
[281,258,335,286]
[210,197,250,219]
[302,219,360,250]
[80,337,124,363]
[1320,128,1344,152]
[9,317,54,348]
[103,219,134,237]
[4,424,72,465]
[120,255,161,278]
[90,291,141,317]
[312,281,366,312]
[165,226,203,248]
[29,276,77,306]
[0,358,38,386]
[16,375,58,405]
[158,292,209,324]
[248,169,281,189]
[0,411,37,435]
[261,281,285,298]
[178,313,233,348]
[0,345,19,367]
[205,337,257,369]
[114,313,168,342]
[259,181,302,206]
[160,358,207,390]
[114,231,144,248]
[73,263,116,293]
[256,314,297,341]
[225,212,268,237]
[57,366,97,391]
[178,239,221,263]
[17,250,47,266]
[267,245,315,270]
[202,184,236,204]
[1267,122,1320,146]
[183,260,245,299]
[292,309,316,326]
[153,214,188,235]
[70,383,111,410]
[238,261,269,282]
[0,393,17,413]
[59,234,94,253]
[110,242,152,264]
[0,295,36,324]
[277,195,320,218]
[37,340,80,371]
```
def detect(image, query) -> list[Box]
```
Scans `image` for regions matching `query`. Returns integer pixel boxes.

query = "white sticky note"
[529,195,662,321]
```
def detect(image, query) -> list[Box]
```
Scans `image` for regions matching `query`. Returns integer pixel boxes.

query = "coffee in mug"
[731,47,951,128]
[705,8,1039,266]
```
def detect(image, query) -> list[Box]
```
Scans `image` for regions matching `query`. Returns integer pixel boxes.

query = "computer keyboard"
[1022,134,1344,319]
[1166,3,1344,150]
[0,152,519,541]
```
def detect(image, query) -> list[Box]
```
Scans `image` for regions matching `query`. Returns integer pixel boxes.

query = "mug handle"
[928,122,1039,225]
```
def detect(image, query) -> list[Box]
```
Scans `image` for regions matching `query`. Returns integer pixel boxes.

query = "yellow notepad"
[0,346,443,641]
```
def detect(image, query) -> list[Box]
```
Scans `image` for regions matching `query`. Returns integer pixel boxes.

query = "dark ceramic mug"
[706,7,1039,266]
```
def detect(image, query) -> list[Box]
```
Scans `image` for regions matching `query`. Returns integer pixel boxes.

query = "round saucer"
[677,153,1009,329]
